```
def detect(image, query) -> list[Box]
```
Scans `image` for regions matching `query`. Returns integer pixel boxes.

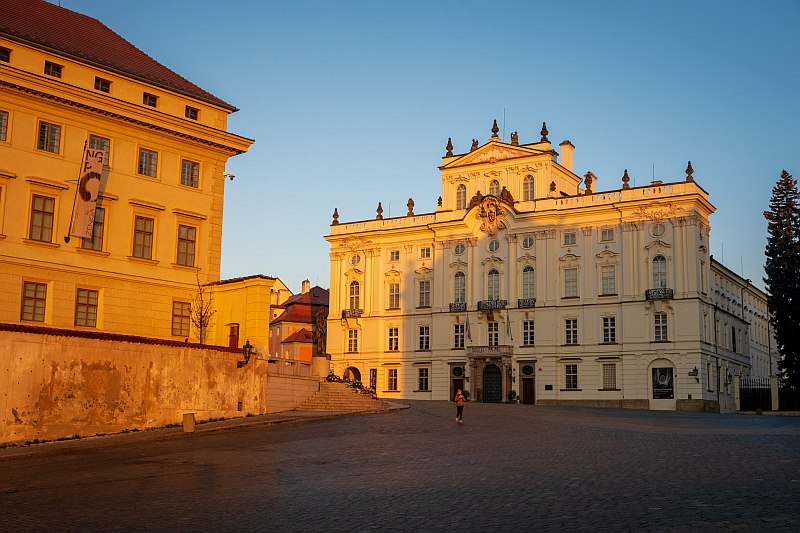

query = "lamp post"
[237,339,253,368]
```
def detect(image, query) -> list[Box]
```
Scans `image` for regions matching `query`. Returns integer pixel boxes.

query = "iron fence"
[739,378,772,411]
[778,384,800,411]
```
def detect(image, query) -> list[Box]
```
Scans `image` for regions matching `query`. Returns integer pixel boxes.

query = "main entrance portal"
[482,364,502,403]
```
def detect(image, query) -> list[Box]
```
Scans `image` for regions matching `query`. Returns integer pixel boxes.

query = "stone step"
[297,381,390,412]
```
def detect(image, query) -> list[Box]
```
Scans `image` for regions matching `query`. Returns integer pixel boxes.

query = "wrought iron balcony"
[645,288,674,300]
[341,308,363,318]
[449,302,467,312]
[517,298,536,309]
[477,299,508,310]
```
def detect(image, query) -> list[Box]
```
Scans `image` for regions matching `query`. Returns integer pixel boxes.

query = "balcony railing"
[517,298,536,309]
[477,299,507,310]
[468,345,514,357]
[645,288,674,300]
[341,308,363,318]
[449,302,467,312]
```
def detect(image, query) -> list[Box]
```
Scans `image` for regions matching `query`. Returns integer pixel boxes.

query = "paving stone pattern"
[2,401,800,532]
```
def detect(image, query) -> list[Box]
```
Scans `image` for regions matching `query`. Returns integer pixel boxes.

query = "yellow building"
[0,0,252,340]
[325,121,776,412]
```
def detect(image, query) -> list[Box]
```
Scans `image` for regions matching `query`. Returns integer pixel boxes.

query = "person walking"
[454,389,466,423]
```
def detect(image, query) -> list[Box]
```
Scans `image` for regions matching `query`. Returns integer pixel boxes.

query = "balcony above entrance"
[477,299,507,310]
[645,288,674,300]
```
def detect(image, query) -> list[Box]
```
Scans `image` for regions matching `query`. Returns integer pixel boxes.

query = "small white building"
[325,123,774,412]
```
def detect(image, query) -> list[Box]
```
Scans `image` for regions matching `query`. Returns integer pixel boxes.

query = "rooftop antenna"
[652,164,655,182]
[387,201,391,218]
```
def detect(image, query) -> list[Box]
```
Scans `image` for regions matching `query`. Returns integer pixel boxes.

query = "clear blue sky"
[59,0,799,293]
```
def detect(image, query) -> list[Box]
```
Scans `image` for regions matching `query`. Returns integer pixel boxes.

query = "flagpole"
[64,140,88,243]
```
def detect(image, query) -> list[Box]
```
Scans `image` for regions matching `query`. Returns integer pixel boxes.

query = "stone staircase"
[296,381,391,412]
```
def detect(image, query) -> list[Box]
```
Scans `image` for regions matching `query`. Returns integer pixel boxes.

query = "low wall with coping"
[0,323,317,444]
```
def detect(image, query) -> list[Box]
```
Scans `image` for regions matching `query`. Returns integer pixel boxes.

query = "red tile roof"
[271,305,319,326]
[280,286,329,306]
[0,0,236,110]
[283,328,313,344]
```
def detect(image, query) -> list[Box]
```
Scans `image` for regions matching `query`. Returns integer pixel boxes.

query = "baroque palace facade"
[325,122,774,412]
[0,0,252,340]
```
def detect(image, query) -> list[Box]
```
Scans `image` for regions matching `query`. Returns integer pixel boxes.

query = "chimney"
[559,140,575,172]
[302,279,310,294]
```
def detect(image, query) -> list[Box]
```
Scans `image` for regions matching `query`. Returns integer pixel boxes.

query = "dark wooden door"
[522,377,535,404]
[452,378,464,400]
[228,324,239,349]
[482,364,502,403]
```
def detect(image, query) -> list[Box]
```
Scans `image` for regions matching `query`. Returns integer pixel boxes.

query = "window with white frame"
[654,312,668,341]
[419,325,430,350]
[349,281,360,309]
[602,316,616,343]
[418,280,431,307]
[565,364,578,389]
[488,321,499,347]
[75,288,98,327]
[521,235,534,249]
[388,282,400,309]
[388,327,398,351]
[489,180,500,196]
[37,121,61,153]
[565,318,578,344]
[390,250,400,261]
[29,194,55,242]
[564,267,578,298]
[177,224,197,266]
[523,175,534,201]
[137,148,158,177]
[89,135,111,165]
[653,255,667,288]
[601,265,616,295]
[348,329,359,352]
[419,246,431,259]
[601,228,614,242]
[522,266,535,299]
[488,239,500,252]
[487,269,500,300]
[454,271,466,303]
[563,232,576,246]
[522,320,534,346]
[181,159,200,188]
[418,367,430,391]
[171,301,190,337]
[456,184,467,209]
[602,363,617,389]
[454,323,465,349]
[133,215,154,259]
[21,281,47,322]
[387,368,398,391]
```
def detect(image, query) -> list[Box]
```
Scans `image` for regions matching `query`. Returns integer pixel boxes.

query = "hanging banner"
[70,148,107,239]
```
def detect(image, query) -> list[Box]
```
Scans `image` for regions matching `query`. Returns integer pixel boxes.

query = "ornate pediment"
[629,201,684,221]
[645,239,672,250]
[559,253,580,263]
[442,142,541,169]
[414,266,433,275]
[449,260,468,269]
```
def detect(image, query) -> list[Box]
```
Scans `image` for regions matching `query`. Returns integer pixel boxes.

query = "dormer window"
[0,47,10,62]
[185,106,199,120]
[143,93,158,107]
[44,61,62,78]
[94,77,111,93]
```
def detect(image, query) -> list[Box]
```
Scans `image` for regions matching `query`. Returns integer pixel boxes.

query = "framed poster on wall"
[652,367,674,399]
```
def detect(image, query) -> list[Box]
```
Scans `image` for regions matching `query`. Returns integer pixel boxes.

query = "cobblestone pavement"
[2,402,800,532]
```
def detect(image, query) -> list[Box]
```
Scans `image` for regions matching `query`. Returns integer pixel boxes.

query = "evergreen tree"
[764,170,800,386]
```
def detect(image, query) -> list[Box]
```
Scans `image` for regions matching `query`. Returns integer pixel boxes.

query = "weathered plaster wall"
[1,325,315,444]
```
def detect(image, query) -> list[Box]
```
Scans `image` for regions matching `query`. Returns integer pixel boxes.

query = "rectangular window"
[564,267,578,298]
[488,322,499,347]
[602,316,616,343]
[75,288,98,327]
[81,206,105,251]
[601,228,614,242]
[419,247,431,259]
[388,327,398,351]
[181,159,200,188]
[0,110,8,141]
[565,318,578,345]
[563,232,576,245]
[388,282,400,309]
[94,77,111,93]
[602,364,617,390]
[418,280,431,307]
[133,216,154,259]
[731,326,737,352]
[654,312,668,341]
[522,320,534,346]
[177,224,197,266]
[0,47,10,62]
[565,364,578,389]
[89,134,110,163]
[454,323,465,349]
[390,250,400,261]
[21,281,47,322]
[143,92,158,107]
[348,329,358,352]
[171,301,191,337]
[601,265,616,295]
[418,368,429,391]
[387,368,398,391]
[419,325,430,350]
[37,121,61,153]
[44,61,62,78]
[29,194,55,242]
[185,106,199,120]
[138,148,158,177]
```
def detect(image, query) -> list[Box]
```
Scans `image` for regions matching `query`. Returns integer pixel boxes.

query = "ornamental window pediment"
[449,259,468,271]
[558,253,580,266]
[595,249,618,262]
[645,239,672,250]
[415,266,433,276]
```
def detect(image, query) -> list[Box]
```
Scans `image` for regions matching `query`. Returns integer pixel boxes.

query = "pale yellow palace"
[0,0,254,341]
[325,121,775,412]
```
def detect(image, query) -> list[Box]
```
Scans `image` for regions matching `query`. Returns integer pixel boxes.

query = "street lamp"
[237,339,253,368]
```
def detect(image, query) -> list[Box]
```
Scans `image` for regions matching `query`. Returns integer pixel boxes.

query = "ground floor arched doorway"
[343,366,361,382]
[482,364,502,402]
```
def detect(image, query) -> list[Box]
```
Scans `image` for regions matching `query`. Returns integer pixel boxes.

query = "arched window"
[487,269,500,300]
[652,255,667,288]
[522,266,535,299]
[523,175,534,201]
[489,180,500,196]
[349,280,360,309]
[456,184,467,209]
[454,271,466,303]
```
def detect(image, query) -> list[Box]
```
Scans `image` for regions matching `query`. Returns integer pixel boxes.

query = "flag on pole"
[465,313,472,342]
[506,313,513,341]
